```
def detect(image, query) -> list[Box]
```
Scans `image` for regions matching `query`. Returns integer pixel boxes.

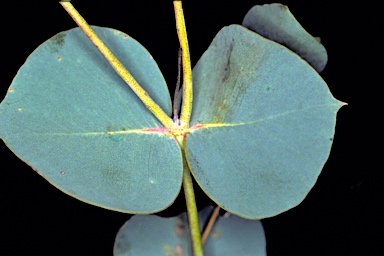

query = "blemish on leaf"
[57,56,62,61]
[212,229,220,239]
[175,217,185,236]
[60,171,65,175]
[114,30,119,35]
[48,32,66,53]
[175,244,183,256]
[221,39,235,83]
[8,88,14,92]
[17,107,22,111]
[329,137,333,141]
[110,135,122,142]
[105,127,124,141]
[123,33,128,38]
[266,86,271,91]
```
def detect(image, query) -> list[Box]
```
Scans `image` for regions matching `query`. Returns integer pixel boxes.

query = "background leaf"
[186,25,343,219]
[0,26,182,213]
[114,206,266,255]
[242,3,328,72]
[203,208,267,256]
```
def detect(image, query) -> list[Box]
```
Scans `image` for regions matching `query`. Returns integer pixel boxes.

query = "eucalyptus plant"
[0,1,343,255]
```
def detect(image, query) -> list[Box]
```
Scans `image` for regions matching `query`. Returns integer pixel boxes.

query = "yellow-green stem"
[182,149,204,256]
[174,1,193,128]
[60,1,174,128]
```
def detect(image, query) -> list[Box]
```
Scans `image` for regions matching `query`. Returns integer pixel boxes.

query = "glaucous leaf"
[114,206,266,256]
[242,3,328,72]
[203,208,267,256]
[0,26,182,213]
[186,25,343,219]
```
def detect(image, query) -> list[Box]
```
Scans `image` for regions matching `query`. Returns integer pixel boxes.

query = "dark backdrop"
[1,1,378,255]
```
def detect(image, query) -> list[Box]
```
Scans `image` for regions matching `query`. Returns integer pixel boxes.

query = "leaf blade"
[242,3,328,72]
[186,25,343,219]
[0,26,181,213]
[114,206,266,255]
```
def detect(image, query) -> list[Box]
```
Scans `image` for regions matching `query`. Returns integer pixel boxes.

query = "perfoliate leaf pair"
[114,206,266,255]
[0,4,343,219]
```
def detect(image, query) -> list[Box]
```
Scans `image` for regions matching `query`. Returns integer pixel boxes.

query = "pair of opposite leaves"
[0,4,343,219]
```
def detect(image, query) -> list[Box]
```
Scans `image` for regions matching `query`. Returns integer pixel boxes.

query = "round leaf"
[204,212,266,256]
[186,25,343,219]
[0,26,182,213]
[114,206,266,255]
[114,213,191,255]
[242,3,328,72]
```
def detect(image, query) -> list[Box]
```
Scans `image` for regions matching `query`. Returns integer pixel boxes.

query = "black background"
[1,1,379,255]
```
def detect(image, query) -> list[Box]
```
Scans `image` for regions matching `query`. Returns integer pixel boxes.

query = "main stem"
[174,2,202,255]
[181,148,204,256]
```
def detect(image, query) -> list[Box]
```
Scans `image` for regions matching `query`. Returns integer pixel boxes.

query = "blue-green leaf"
[242,3,328,72]
[114,206,266,255]
[203,208,266,256]
[114,213,192,256]
[0,26,182,213]
[186,25,343,219]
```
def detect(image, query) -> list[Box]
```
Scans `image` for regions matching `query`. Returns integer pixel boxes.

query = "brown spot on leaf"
[123,33,128,38]
[221,39,235,83]
[57,56,62,61]
[175,217,185,236]
[8,88,14,92]
[114,30,119,35]
[60,171,65,175]
[175,244,183,255]
[212,229,220,239]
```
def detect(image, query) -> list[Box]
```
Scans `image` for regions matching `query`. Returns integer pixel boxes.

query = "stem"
[173,48,182,122]
[60,1,174,128]
[201,205,220,244]
[174,2,200,253]
[174,1,193,128]
[177,133,203,256]
[182,151,204,256]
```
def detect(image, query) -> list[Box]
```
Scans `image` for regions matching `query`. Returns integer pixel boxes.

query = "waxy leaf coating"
[186,25,343,219]
[1,17,342,219]
[242,3,328,72]
[114,206,266,256]
[0,26,182,213]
